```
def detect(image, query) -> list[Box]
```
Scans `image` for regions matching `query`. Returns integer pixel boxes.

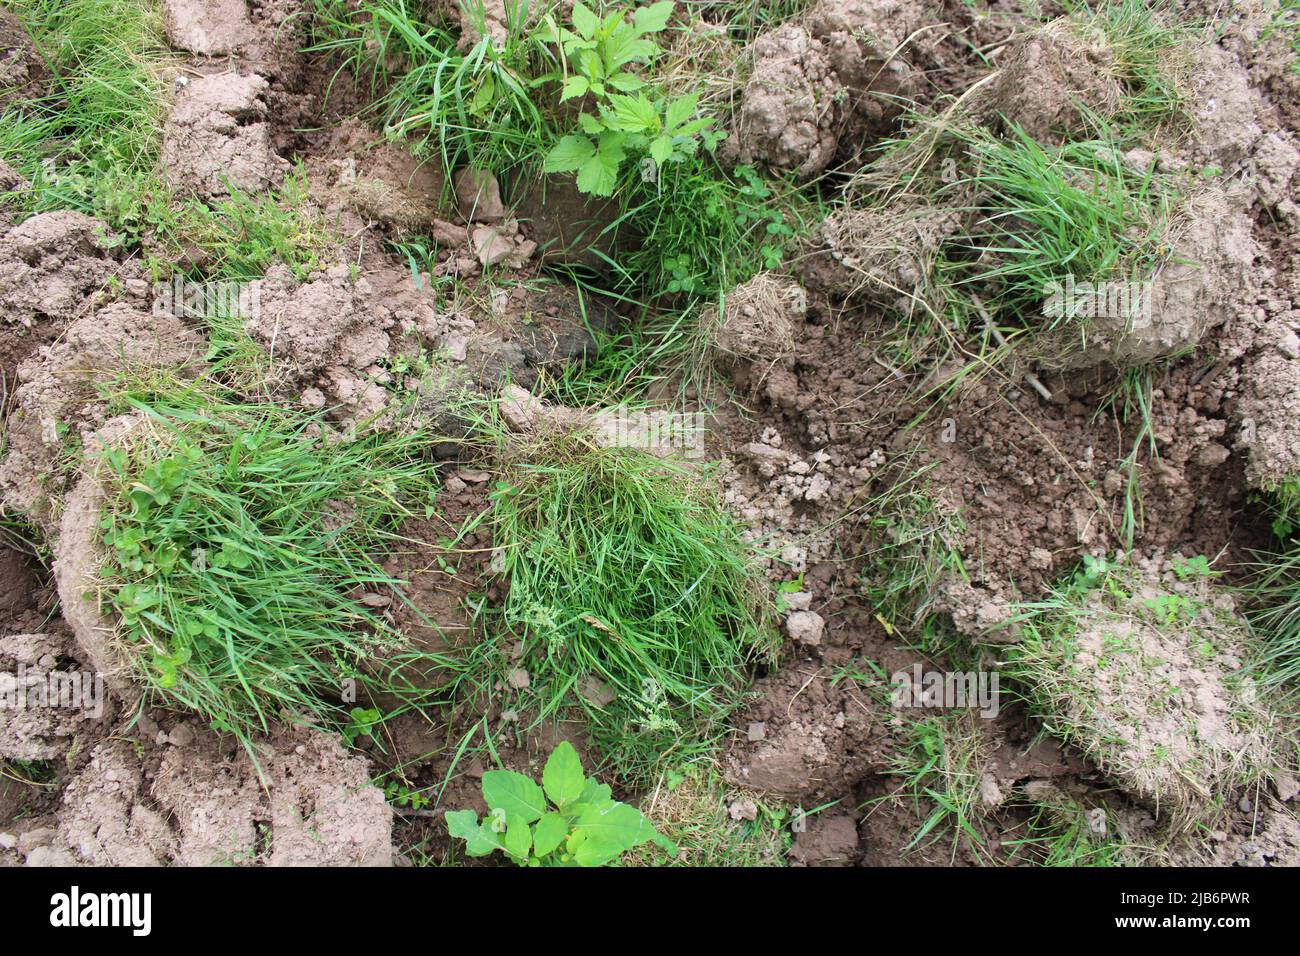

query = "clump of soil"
[703,272,805,364]
[1004,552,1278,823]
[727,0,921,177]
[723,656,896,803]
[0,305,203,529]
[0,160,28,230]
[161,0,256,56]
[0,630,115,761]
[162,72,290,201]
[58,723,392,866]
[0,211,150,381]
[244,261,454,427]
[1236,312,1300,492]
[305,120,451,234]
[0,8,47,108]
[978,19,1123,143]
[803,202,960,312]
[53,416,149,704]
[1189,42,1267,169]
[1043,182,1261,370]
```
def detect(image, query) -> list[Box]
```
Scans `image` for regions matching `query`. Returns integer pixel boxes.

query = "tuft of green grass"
[1002,792,1137,866]
[94,395,454,760]
[1097,366,1157,550]
[3,0,334,282]
[305,0,818,307]
[1244,522,1300,701]
[479,431,775,782]
[627,763,791,866]
[1275,0,1300,75]
[0,0,171,217]
[146,165,337,282]
[1064,0,1198,130]
[860,459,968,637]
[937,123,1175,340]
[880,710,992,862]
[306,0,556,176]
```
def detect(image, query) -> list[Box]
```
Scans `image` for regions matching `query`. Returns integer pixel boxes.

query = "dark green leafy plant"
[539,1,713,195]
[445,741,672,865]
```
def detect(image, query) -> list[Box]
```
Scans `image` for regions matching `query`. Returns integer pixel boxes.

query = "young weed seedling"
[539,1,713,195]
[446,741,673,865]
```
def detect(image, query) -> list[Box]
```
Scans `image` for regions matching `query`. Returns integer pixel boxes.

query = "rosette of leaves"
[446,741,673,866]
[539,1,714,195]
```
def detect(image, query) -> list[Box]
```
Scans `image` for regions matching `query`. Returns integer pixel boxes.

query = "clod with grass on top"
[93,398,452,756]
[998,553,1277,826]
[482,430,775,782]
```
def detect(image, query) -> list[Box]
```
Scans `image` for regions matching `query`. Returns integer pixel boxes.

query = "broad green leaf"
[633,1,675,34]
[464,825,506,857]
[560,75,590,101]
[504,813,533,860]
[606,93,660,133]
[543,134,596,173]
[649,135,672,164]
[664,92,699,131]
[445,809,479,841]
[468,75,497,115]
[578,112,605,135]
[572,801,657,866]
[482,769,548,823]
[580,779,613,805]
[543,740,586,807]
[571,2,598,39]
[532,811,570,858]
[606,71,645,92]
[576,133,626,196]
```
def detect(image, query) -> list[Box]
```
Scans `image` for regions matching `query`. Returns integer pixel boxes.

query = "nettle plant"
[446,741,672,866]
[539,1,714,195]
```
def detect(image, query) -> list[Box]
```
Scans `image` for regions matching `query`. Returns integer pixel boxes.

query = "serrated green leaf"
[532,811,569,858]
[649,135,672,164]
[603,31,658,72]
[572,801,657,866]
[606,93,660,133]
[543,134,596,173]
[672,117,713,138]
[664,92,699,131]
[633,1,675,34]
[578,112,605,134]
[542,740,586,807]
[575,133,625,196]
[560,75,590,102]
[571,1,598,39]
[606,71,645,92]
[576,47,602,80]
[482,769,547,823]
